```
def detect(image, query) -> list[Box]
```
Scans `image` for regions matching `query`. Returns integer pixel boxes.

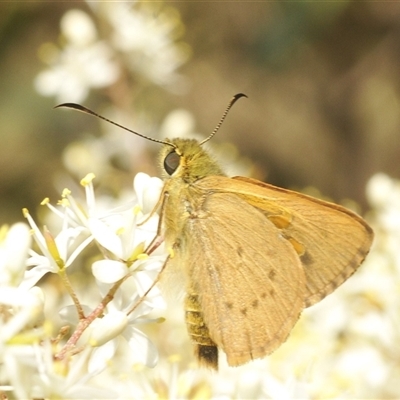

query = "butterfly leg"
[144,191,170,255]
[126,255,169,316]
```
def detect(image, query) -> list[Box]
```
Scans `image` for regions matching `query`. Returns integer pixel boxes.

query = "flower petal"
[133,173,163,215]
[88,341,116,374]
[20,263,55,291]
[89,311,128,347]
[123,326,158,368]
[87,218,123,258]
[92,259,128,283]
[59,304,92,324]
[0,223,31,287]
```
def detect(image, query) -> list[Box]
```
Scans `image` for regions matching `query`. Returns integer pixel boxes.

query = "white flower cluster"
[2,166,400,398]
[34,3,189,103]
[0,173,167,399]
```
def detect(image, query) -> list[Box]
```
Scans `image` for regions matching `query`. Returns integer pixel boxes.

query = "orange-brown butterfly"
[57,94,373,370]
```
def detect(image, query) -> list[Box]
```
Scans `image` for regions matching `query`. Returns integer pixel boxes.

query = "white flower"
[87,250,165,369]
[89,311,129,347]
[61,9,97,46]
[32,344,117,399]
[22,208,92,290]
[87,308,160,369]
[24,172,164,287]
[34,9,119,103]
[86,260,165,369]
[30,172,166,375]
[0,224,47,397]
[1,170,170,397]
[35,42,119,103]
[1,343,38,399]
[0,287,44,345]
[74,279,164,370]
[103,2,189,90]
[88,172,164,283]
[0,223,31,287]
[134,172,164,215]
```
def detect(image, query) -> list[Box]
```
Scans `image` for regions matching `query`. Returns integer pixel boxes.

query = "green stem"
[58,268,85,319]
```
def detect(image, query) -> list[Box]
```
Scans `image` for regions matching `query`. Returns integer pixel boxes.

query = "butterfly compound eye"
[164,150,180,175]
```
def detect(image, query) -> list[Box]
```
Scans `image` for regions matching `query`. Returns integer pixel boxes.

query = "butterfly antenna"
[55,103,176,148]
[199,93,247,146]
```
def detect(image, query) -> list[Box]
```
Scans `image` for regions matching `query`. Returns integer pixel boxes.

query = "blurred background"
[1,1,399,224]
[2,2,400,398]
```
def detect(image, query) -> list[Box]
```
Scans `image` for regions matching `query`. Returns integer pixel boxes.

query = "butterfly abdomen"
[185,292,219,369]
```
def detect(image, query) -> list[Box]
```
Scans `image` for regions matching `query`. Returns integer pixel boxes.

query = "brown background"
[1,2,399,223]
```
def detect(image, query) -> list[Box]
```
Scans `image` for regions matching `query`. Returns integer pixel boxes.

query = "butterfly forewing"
[196,176,373,307]
[178,191,306,366]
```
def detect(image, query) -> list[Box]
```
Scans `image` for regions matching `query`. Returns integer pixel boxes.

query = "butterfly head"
[159,138,226,183]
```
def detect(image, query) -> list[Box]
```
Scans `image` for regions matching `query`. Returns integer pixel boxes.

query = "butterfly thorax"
[159,139,226,252]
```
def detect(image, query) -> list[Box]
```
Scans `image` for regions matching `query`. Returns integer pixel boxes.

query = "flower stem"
[58,268,85,319]
[54,277,126,361]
